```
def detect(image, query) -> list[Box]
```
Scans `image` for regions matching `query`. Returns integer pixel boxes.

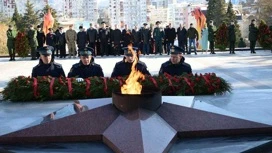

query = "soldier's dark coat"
[111,29,122,44]
[159,58,192,76]
[46,33,57,47]
[177,27,187,41]
[141,28,151,43]
[111,59,151,77]
[32,59,66,78]
[36,30,45,48]
[68,60,104,78]
[87,28,97,43]
[165,27,176,42]
[228,25,236,42]
[248,23,259,41]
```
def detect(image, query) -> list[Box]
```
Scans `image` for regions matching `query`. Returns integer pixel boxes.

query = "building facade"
[123,0,147,28]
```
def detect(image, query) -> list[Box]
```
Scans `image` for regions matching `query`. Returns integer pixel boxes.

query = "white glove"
[76,78,84,82]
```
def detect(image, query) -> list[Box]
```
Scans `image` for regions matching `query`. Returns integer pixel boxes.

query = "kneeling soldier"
[68,47,104,78]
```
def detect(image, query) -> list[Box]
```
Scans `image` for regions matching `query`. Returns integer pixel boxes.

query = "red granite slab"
[103,109,177,153]
[0,104,119,144]
[157,103,272,138]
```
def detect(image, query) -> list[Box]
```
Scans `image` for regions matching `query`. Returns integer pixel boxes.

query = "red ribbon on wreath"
[117,77,123,87]
[103,77,108,94]
[183,77,195,93]
[149,76,158,88]
[67,78,73,95]
[85,78,91,97]
[33,77,38,98]
[202,75,211,86]
[164,73,174,91]
[49,78,55,97]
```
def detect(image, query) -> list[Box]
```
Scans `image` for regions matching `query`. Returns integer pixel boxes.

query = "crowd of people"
[6,19,260,61]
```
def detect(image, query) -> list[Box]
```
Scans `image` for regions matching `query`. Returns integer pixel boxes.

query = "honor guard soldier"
[32,46,66,78]
[159,45,192,76]
[111,47,151,77]
[68,47,104,78]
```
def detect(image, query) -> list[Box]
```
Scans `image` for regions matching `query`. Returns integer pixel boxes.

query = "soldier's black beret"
[79,47,93,56]
[123,47,138,56]
[170,45,184,55]
[38,46,53,55]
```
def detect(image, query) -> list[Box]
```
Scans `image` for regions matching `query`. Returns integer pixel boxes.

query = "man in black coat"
[46,28,57,59]
[141,23,151,55]
[111,24,122,56]
[159,45,192,76]
[177,24,187,54]
[57,27,66,58]
[249,19,259,54]
[68,47,104,78]
[36,25,45,58]
[132,26,141,49]
[32,46,66,78]
[77,26,87,55]
[98,22,110,56]
[166,23,176,55]
[87,23,98,56]
[228,21,236,54]
[111,47,150,77]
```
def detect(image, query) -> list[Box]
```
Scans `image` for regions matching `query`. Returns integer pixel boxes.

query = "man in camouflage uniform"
[27,25,38,60]
[6,25,17,61]
[65,25,77,58]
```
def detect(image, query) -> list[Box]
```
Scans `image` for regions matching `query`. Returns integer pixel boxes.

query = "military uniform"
[111,47,150,77]
[46,32,57,59]
[27,28,38,60]
[65,28,77,58]
[159,46,192,76]
[249,21,259,54]
[36,29,45,58]
[177,27,188,54]
[111,28,122,56]
[141,24,151,55]
[68,48,104,78]
[165,26,176,54]
[87,27,98,56]
[153,26,164,55]
[98,27,110,56]
[6,27,17,61]
[208,24,217,54]
[32,46,66,78]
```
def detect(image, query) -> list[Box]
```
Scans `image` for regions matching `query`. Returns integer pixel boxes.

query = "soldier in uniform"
[6,25,17,61]
[46,28,57,59]
[56,27,66,58]
[132,25,141,49]
[111,47,150,77]
[111,24,122,56]
[32,46,66,78]
[65,25,77,58]
[153,21,164,55]
[68,47,104,78]
[87,23,98,56]
[159,45,192,76]
[228,21,236,54]
[249,19,259,54]
[98,22,110,56]
[28,25,38,60]
[36,25,45,59]
[141,23,151,55]
[208,20,217,54]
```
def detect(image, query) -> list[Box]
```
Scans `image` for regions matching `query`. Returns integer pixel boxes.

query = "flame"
[121,45,145,94]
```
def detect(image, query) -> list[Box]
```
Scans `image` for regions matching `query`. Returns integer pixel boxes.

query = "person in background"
[141,23,151,55]
[57,27,66,58]
[77,26,88,56]
[98,21,110,57]
[111,24,122,56]
[249,19,259,54]
[111,47,150,77]
[201,24,209,53]
[159,45,192,76]
[36,25,45,59]
[132,25,141,50]
[28,24,38,60]
[65,24,77,58]
[164,25,169,54]
[208,20,217,54]
[6,25,17,61]
[68,47,104,78]
[166,23,176,55]
[87,23,98,56]
[228,21,236,54]
[46,28,57,59]
[153,21,164,55]
[177,24,188,54]
[187,23,199,55]
[32,46,65,78]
